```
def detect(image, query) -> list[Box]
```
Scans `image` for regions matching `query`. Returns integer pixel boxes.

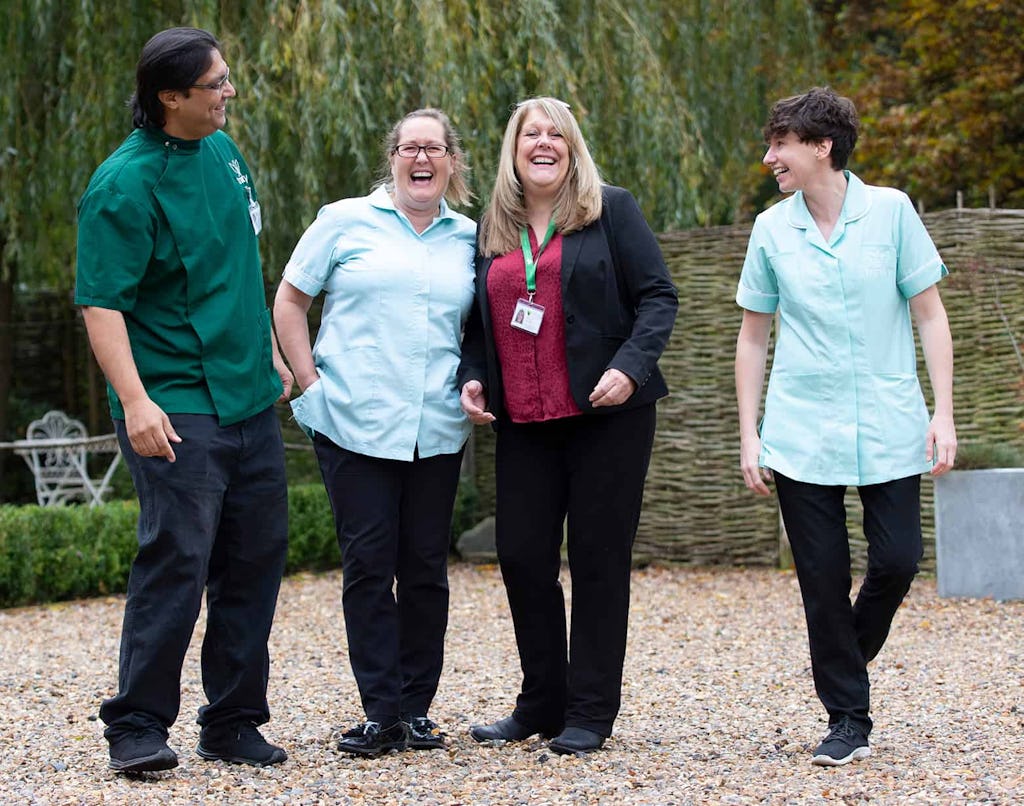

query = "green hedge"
[0,478,483,609]
[283,483,340,575]
[0,484,338,608]
[0,499,139,606]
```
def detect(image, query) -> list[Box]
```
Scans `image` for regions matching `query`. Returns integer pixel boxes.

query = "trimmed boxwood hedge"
[0,478,482,608]
[0,484,338,608]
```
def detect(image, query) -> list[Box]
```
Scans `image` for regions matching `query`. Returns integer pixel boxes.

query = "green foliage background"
[5,2,1022,291]
[1,0,822,290]
[816,0,1024,211]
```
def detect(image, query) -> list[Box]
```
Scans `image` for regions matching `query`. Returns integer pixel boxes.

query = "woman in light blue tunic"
[735,87,957,768]
[274,108,476,757]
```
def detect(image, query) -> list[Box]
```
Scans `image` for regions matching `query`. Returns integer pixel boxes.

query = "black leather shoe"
[337,721,408,756]
[405,716,447,750]
[548,727,605,755]
[469,715,557,743]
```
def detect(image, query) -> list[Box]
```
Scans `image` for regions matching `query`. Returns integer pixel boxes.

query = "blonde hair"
[479,97,603,257]
[377,108,473,208]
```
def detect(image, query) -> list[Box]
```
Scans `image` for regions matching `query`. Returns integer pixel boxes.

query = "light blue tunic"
[736,171,947,485]
[283,186,477,461]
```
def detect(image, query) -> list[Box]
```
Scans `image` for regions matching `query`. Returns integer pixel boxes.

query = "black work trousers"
[100,407,289,740]
[774,471,923,734]
[495,404,657,737]
[314,436,463,726]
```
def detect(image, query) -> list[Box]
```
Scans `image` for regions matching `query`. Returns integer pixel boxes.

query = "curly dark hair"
[763,86,859,170]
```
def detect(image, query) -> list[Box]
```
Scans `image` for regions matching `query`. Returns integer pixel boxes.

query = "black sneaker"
[336,721,408,756]
[197,721,287,766]
[405,716,447,750]
[811,717,871,766]
[108,726,179,773]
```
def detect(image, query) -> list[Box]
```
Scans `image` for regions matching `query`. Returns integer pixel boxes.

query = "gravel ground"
[1,564,1021,805]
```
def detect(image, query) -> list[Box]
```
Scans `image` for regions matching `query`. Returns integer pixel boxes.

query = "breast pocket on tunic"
[860,243,897,275]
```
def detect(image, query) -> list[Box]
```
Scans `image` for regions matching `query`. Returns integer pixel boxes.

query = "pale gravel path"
[0,565,1021,805]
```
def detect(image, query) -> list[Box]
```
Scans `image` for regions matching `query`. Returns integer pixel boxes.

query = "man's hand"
[123,397,181,462]
[274,354,295,402]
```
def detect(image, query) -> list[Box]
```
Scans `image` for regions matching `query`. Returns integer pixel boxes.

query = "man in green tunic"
[75,27,293,773]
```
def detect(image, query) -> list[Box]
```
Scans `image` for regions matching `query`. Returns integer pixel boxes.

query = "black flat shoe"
[469,715,558,743]
[548,727,605,755]
[336,721,408,756]
[404,716,447,750]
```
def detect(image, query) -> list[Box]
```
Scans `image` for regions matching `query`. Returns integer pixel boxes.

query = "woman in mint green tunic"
[274,108,476,758]
[735,87,957,768]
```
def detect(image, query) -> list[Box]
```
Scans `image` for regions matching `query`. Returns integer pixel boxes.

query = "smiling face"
[159,49,235,140]
[388,116,453,220]
[762,130,831,193]
[515,109,570,202]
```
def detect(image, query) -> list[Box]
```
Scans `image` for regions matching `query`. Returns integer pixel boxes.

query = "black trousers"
[495,404,657,737]
[774,472,923,734]
[101,407,289,739]
[314,435,463,725]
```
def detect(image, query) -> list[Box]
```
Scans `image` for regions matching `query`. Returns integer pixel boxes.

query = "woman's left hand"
[589,368,637,407]
[926,412,957,476]
[461,380,496,424]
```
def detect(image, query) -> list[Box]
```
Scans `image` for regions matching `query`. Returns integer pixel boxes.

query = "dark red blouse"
[487,231,582,423]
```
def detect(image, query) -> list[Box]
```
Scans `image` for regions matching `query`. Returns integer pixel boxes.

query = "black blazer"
[458,185,678,424]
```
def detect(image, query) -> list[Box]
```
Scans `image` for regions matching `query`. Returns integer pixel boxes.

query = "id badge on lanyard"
[249,199,262,235]
[246,187,262,235]
[510,220,556,335]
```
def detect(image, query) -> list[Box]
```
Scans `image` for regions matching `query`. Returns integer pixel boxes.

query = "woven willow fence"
[469,207,1024,572]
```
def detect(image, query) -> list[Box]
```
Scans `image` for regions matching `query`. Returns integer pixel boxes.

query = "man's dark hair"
[763,86,859,171]
[131,27,220,129]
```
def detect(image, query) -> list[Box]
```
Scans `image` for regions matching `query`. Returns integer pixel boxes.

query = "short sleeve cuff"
[282,264,324,298]
[898,257,948,299]
[736,283,778,313]
[73,294,131,310]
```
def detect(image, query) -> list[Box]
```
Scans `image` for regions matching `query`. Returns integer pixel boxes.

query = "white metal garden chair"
[13,410,121,506]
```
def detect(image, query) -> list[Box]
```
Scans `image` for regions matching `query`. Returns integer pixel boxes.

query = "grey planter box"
[934,468,1024,600]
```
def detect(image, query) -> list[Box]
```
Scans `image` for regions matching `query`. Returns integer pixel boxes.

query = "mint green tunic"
[75,127,280,426]
[736,172,947,486]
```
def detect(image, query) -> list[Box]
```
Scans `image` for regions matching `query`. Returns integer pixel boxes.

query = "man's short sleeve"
[894,194,948,299]
[736,218,780,313]
[74,187,155,310]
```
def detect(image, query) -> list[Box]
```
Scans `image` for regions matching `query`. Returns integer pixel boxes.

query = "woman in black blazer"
[458,97,677,754]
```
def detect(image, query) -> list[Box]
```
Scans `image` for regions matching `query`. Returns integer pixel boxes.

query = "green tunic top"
[75,127,281,426]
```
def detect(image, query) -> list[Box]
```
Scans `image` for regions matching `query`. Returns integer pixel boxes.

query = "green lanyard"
[519,220,557,299]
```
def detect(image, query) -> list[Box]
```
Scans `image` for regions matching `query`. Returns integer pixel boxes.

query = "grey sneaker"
[108,726,178,773]
[811,717,871,766]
